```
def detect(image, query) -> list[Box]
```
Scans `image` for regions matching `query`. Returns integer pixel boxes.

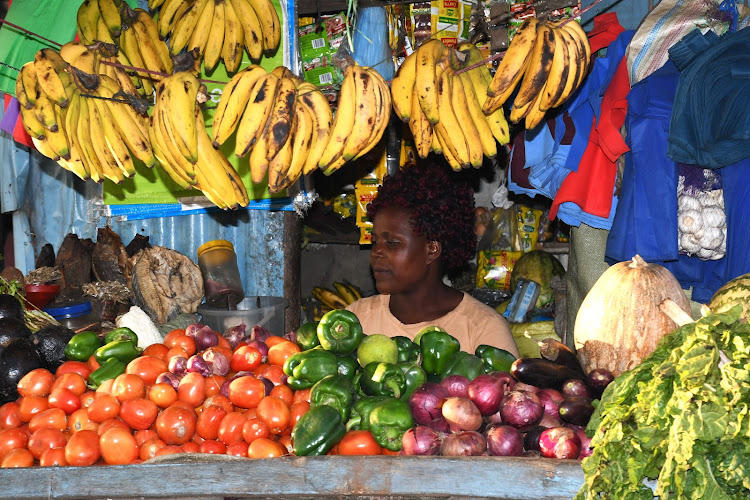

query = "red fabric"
[587,12,625,53]
[549,57,631,220]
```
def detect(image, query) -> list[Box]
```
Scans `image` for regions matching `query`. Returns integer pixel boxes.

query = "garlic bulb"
[680,233,702,255]
[676,185,726,260]
[678,194,701,212]
[678,209,703,234]
[702,206,725,228]
[699,226,724,250]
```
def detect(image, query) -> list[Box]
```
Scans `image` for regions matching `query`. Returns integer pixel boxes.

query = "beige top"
[346,293,520,356]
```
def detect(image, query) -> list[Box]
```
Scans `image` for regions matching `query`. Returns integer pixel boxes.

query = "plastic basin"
[197,296,289,335]
[25,284,60,309]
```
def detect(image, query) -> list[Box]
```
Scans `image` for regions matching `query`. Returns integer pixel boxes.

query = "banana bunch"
[155,0,281,72]
[59,40,144,98]
[76,0,123,45]
[312,283,362,314]
[390,39,510,171]
[148,71,249,209]
[482,18,591,130]
[211,65,336,192]
[316,63,392,176]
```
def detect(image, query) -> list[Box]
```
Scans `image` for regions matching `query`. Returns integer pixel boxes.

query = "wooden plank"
[283,210,302,332]
[0,456,584,499]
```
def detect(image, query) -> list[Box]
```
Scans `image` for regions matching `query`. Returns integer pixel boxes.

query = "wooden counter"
[0,455,585,500]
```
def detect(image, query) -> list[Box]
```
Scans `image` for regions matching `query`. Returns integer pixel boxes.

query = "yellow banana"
[261,76,297,161]
[34,91,59,133]
[450,72,484,167]
[114,45,145,96]
[88,95,126,183]
[19,104,47,140]
[390,52,416,122]
[222,0,245,73]
[92,96,136,178]
[34,49,69,108]
[280,102,313,191]
[97,0,122,38]
[350,69,392,163]
[204,0,226,71]
[234,72,280,158]
[231,0,264,61]
[312,287,349,310]
[30,136,59,162]
[560,20,591,90]
[435,69,470,168]
[162,72,201,163]
[212,65,267,147]
[341,66,379,162]
[96,13,116,45]
[333,283,356,305]
[136,9,174,73]
[509,97,534,123]
[267,113,295,194]
[539,22,570,112]
[19,62,39,109]
[155,102,198,180]
[15,64,35,110]
[552,24,582,109]
[317,64,356,170]
[485,105,510,146]
[148,0,167,9]
[429,125,442,155]
[76,0,100,45]
[158,0,195,39]
[271,66,293,80]
[71,49,99,75]
[483,17,539,114]
[120,25,154,95]
[76,96,104,182]
[343,282,362,301]
[409,86,433,159]
[297,83,333,175]
[524,87,548,130]
[248,119,270,183]
[458,71,497,159]
[414,39,445,125]
[513,22,556,109]
[194,111,240,209]
[176,0,211,55]
[62,89,91,180]
[245,0,281,54]
[148,115,195,188]
[130,11,170,75]
[59,41,89,66]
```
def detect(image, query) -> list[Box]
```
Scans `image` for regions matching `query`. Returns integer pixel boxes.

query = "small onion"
[485,425,524,457]
[168,356,188,378]
[539,413,563,428]
[440,375,471,398]
[440,431,486,457]
[425,416,451,434]
[539,426,581,460]
[467,373,512,416]
[245,340,269,363]
[222,324,247,349]
[537,388,564,420]
[442,397,483,432]
[500,390,544,431]
[401,426,442,456]
[194,327,219,351]
[513,381,540,393]
[409,382,450,425]
[185,323,203,338]
[186,354,212,377]
[250,325,272,342]
[155,371,181,390]
[256,375,275,394]
[203,349,229,376]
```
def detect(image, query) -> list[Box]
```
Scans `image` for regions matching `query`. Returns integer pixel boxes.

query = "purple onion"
[194,326,219,351]
[574,427,593,459]
[425,416,451,434]
[500,390,544,431]
[467,373,513,416]
[168,356,188,378]
[513,381,540,393]
[245,340,269,363]
[539,413,563,428]
[440,375,471,398]
[440,431,486,457]
[222,324,247,350]
[203,349,229,376]
[537,388,565,420]
[256,375,275,394]
[485,424,524,457]
[186,354,212,377]
[250,325,272,342]
[539,427,581,460]
[185,323,203,338]
[155,371,181,390]
[408,382,450,425]
[401,426,442,456]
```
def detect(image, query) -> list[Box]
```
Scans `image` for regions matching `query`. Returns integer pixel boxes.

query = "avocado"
[30,325,75,371]
[0,294,24,321]
[0,337,42,404]
[0,317,31,347]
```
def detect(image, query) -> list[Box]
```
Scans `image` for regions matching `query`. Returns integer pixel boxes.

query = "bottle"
[44,301,101,332]
[197,239,244,309]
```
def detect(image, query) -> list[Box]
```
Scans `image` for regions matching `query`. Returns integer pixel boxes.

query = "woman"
[347,160,519,356]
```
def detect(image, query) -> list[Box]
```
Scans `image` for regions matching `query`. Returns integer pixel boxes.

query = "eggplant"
[510,358,586,390]
[558,396,596,426]
[537,338,586,377]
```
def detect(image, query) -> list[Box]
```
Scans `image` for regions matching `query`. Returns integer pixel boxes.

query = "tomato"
[163,329,187,347]
[154,445,182,457]
[126,356,168,386]
[1,448,34,467]
[165,346,189,363]
[292,388,312,404]
[204,375,226,398]
[256,396,290,435]
[50,372,87,397]
[217,411,246,445]
[56,360,93,380]
[28,427,67,459]
[87,394,121,423]
[180,441,200,453]
[337,430,382,455]
[65,429,101,466]
[96,418,130,436]
[178,372,206,408]
[148,383,178,409]
[241,417,270,444]
[79,391,97,409]
[198,439,226,454]
[0,402,21,430]
[142,343,169,361]
[216,335,231,352]
[155,405,197,445]
[226,440,248,457]
[230,345,262,373]
[68,408,98,434]
[120,398,159,430]
[133,429,158,446]
[17,368,55,398]
[381,447,400,455]
[28,407,67,433]
[95,378,114,395]
[260,365,286,387]
[169,335,196,356]
[289,401,310,428]
[48,387,82,415]
[0,427,29,457]
[87,354,100,372]
[276,433,293,454]
[203,394,233,414]
[247,437,286,458]
[111,373,146,402]
[18,396,49,422]
[39,447,68,466]
[211,345,233,362]
[264,336,287,348]
[267,341,300,367]
[100,427,139,465]
[139,437,166,460]
[269,384,293,406]
[243,408,257,419]
[228,375,266,409]
[196,405,227,440]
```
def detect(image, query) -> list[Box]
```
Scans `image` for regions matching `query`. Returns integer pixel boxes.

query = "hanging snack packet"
[516,205,543,252]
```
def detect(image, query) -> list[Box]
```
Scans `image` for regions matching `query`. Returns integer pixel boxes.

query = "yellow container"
[197,240,244,308]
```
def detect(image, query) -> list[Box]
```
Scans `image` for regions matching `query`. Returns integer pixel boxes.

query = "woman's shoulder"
[346,294,387,315]
[455,292,504,318]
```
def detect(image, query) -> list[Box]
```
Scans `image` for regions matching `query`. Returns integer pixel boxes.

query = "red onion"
[194,327,219,351]
[408,382,449,425]
[256,375,275,394]
[513,381,540,393]
[486,409,503,425]
[500,390,544,431]
[250,325,272,342]
[562,379,591,399]
[440,375,471,398]
[222,324,247,349]
[203,349,229,376]
[185,323,203,338]
[401,426,442,456]
[539,426,581,459]
[485,424,524,457]
[573,427,593,459]
[539,413,563,428]
[440,431,486,456]
[467,373,512,416]
[245,340,269,363]
[220,371,255,397]
[537,388,564,420]
[155,371,180,390]
[425,416,451,434]
[186,355,212,377]
[168,356,188,377]
[587,368,615,398]
[442,397,483,432]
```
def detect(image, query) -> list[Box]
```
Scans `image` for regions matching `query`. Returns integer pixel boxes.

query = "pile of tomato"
[0,328,387,467]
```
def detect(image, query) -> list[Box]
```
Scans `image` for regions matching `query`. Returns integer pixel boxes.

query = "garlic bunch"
[677,188,726,260]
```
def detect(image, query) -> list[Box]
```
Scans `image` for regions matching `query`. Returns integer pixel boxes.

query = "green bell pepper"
[88,357,126,389]
[359,362,406,399]
[64,331,101,362]
[369,398,414,451]
[393,336,420,363]
[336,354,359,382]
[317,309,364,355]
[103,327,138,346]
[295,321,320,351]
[397,362,427,401]
[413,325,447,346]
[283,346,340,390]
[475,344,517,374]
[345,395,391,431]
[420,329,461,376]
[440,351,486,381]
[291,404,346,456]
[310,374,356,421]
[94,339,142,364]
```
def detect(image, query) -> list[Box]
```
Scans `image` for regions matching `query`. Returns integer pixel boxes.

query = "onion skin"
[539,426,581,459]
[442,397,483,432]
[467,373,513,416]
[500,390,544,431]
[539,413,563,428]
[155,371,180,390]
[537,388,564,420]
[440,431,486,457]
[440,375,471,398]
[168,356,188,378]
[186,355,212,377]
[202,349,229,376]
[401,426,442,456]
[574,427,593,459]
[512,382,539,394]
[485,425,524,457]
[222,324,247,349]
[409,382,450,425]
[245,340,269,363]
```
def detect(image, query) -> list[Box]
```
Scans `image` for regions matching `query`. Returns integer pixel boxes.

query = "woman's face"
[370,206,438,295]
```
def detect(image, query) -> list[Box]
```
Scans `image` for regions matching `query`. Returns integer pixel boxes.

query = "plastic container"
[24,284,60,309]
[197,296,289,335]
[43,301,100,332]
[197,240,245,308]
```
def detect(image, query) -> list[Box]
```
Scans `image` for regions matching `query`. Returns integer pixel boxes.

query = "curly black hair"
[368,159,476,272]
